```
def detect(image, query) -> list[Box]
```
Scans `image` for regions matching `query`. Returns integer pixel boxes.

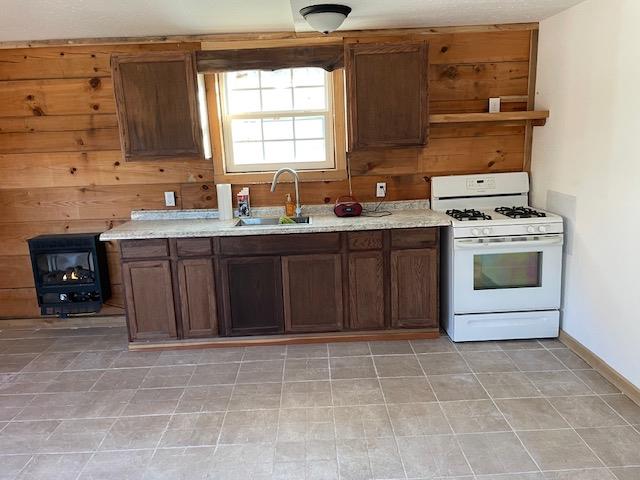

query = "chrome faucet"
[270,167,302,217]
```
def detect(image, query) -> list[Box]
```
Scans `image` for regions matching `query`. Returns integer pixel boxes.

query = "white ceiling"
[0,0,587,42]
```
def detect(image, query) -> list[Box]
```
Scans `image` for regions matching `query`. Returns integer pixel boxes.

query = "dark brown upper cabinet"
[111,52,203,161]
[345,39,429,150]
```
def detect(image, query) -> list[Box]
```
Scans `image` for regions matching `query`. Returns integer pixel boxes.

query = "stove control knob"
[527,226,536,234]
[471,228,480,236]
[482,228,491,235]
[538,225,548,233]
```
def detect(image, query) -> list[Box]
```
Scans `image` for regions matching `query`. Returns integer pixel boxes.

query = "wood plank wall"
[0,29,534,318]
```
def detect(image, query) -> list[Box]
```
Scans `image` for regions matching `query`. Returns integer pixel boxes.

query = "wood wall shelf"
[430,110,549,125]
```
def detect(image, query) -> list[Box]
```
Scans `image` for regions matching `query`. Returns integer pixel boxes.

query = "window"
[218,67,337,173]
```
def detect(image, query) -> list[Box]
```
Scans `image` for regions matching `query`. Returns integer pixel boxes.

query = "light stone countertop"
[99,201,451,241]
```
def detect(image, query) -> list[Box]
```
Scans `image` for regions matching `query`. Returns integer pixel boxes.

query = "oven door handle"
[454,235,564,249]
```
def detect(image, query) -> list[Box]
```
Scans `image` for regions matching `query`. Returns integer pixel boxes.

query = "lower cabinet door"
[282,254,343,333]
[390,248,438,328]
[348,251,385,329]
[177,258,218,338]
[220,256,284,336]
[122,260,177,340]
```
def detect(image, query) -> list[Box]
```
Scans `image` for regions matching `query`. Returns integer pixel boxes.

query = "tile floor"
[0,327,639,479]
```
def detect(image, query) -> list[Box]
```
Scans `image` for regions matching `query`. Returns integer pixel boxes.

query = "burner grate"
[495,206,547,219]
[446,209,492,221]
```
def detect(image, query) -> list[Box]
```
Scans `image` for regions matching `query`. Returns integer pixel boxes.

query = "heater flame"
[62,270,80,282]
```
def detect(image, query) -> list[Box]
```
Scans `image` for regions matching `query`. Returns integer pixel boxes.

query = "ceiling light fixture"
[299,4,352,34]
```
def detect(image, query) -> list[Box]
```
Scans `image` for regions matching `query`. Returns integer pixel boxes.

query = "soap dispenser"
[285,193,295,217]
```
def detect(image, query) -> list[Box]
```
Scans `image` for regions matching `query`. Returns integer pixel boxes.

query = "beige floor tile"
[418,352,471,375]
[462,351,519,373]
[228,382,282,410]
[159,412,224,447]
[441,399,510,434]
[336,438,372,480]
[548,396,627,428]
[457,431,538,475]
[506,350,566,372]
[495,398,569,430]
[455,341,502,352]
[601,394,640,425]
[542,468,616,479]
[143,446,214,480]
[328,342,370,357]
[277,407,334,442]
[366,437,405,479]
[100,415,170,450]
[387,402,452,436]
[333,405,393,439]
[197,348,244,364]
[410,337,456,354]
[122,387,182,416]
[155,350,203,366]
[573,370,619,394]
[331,378,384,406]
[0,454,33,478]
[285,344,328,359]
[577,426,640,467]
[139,365,195,389]
[283,358,329,382]
[524,371,592,396]
[0,354,40,374]
[39,418,115,453]
[609,466,640,480]
[236,360,284,384]
[111,351,161,368]
[17,452,92,479]
[91,368,149,391]
[281,380,332,408]
[175,385,233,413]
[78,450,153,480]
[243,345,286,361]
[369,340,413,355]
[22,353,80,373]
[329,356,376,379]
[397,435,472,478]
[373,354,423,377]
[379,376,436,403]
[219,410,278,444]
[188,362,239,386]
[497,339,544,350]
[64,351,120,370]
[518,429,603,470]
[550,349,591,370]
[429,374,489,401]
[476,372,541,399]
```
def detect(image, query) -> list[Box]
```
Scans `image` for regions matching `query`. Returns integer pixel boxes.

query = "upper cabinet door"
[111,52,203,161]
[345,40,429,150]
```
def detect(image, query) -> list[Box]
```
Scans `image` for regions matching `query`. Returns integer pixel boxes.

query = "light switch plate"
[489,97,501,113]
[164,191,176,207]
[376,182,387,198]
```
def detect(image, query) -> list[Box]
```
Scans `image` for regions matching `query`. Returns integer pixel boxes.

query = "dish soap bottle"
[285,193,295,217]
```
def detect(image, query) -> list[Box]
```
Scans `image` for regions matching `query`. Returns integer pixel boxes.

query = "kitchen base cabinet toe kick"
[117,228,440,345]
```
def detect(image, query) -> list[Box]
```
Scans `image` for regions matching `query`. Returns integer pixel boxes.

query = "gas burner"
[446,209,492,221]
[495,206,547,219]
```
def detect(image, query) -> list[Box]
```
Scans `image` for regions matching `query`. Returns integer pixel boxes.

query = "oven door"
[453,234,563,314]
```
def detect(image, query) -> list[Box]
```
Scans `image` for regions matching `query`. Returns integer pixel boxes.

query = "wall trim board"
[0,23,539,50]
[559,330,640,407]
[0,315,126,329]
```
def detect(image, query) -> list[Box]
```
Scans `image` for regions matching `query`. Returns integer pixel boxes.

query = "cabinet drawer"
[347,231,383,251]
[219,233,341,256]
[390,228,438,249]
[121,239,169,259]
[176,238,212,257]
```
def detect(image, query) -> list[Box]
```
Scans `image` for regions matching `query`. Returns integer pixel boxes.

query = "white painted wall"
[531,0,640,387]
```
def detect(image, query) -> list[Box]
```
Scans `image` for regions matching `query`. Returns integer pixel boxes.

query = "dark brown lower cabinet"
[348,251,385,329]
[177,258,217,338]
[220,256,284,336]
[122,260,177,340]
[282,254,343,333]
[390,248,438,328]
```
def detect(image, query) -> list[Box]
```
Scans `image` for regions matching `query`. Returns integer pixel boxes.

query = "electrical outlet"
[164,191,176,207]
[376,182,387,198]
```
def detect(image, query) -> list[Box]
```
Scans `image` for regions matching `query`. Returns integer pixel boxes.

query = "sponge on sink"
[279,216,296,224]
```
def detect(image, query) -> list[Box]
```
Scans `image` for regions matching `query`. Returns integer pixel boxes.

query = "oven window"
[474,252,542,290]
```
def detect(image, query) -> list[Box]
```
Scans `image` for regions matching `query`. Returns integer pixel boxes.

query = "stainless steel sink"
[235,216,311,227]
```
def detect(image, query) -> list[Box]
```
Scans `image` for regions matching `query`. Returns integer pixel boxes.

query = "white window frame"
[218,68,336,174]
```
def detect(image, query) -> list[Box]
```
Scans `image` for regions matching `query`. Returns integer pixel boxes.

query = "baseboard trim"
[559,330,640,406]
[129,328,440,351]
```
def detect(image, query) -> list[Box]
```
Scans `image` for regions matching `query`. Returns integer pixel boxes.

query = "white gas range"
[431,172,564,342]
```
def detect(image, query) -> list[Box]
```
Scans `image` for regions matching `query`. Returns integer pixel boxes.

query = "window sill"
[213,168,347,184]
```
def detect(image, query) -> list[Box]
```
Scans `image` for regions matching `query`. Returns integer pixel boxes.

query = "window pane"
[294,117,325,139]
[294,87,326,110]
[264,141,295,163]
[295,140,326,163]
[263,118,293,140]
[228,90,261,114]
[231,119,262,142]
[261,88,293,111]
[233,142,263,165]
[293,68,325,87]
[260,69,292,88]
[226,70,259,90]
